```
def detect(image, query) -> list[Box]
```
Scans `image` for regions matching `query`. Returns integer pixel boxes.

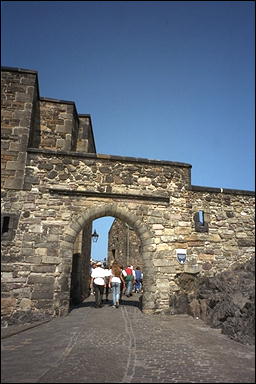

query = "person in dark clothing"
[104,265,111,302]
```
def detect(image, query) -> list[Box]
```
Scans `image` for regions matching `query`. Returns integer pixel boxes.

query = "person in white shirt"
[91,261,107,308]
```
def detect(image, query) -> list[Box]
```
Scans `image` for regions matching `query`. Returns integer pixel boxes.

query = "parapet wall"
[1,67,96,190]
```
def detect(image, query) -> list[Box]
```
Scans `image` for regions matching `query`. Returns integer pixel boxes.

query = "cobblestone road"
[1,294,255,383]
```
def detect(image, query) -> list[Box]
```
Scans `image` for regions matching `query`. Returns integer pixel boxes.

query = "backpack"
[125,267,133,281]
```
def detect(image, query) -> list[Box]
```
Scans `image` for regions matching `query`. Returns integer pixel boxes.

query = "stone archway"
[58,203,157,314]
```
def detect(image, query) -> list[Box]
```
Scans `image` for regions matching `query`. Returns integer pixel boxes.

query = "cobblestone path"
[1,294,255,383]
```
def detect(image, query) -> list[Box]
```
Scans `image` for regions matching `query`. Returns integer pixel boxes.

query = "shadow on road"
[69,294,143,312]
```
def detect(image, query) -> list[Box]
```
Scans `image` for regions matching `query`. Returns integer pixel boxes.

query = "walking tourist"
[135,266,143,293]
[124,265,135,297]
[89,261,96,295]
[109,262,126,308]
[119,265,125,302]
[91,261,107,308]
[104,264,111,302]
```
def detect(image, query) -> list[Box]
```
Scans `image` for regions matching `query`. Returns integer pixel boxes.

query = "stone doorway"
[59,203,156,316]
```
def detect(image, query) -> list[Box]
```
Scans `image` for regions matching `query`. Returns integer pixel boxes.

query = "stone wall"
[2,149,254,322]
[77,115,96,153]
[39,98,78,151]
[1,66,255,326]
[1,67,96,325]
[108,219,143,269]
[70,223,92,305]
[1,68,39,190]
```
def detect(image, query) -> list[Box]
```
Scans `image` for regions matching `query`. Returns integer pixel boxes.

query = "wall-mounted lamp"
[91,229,99,243]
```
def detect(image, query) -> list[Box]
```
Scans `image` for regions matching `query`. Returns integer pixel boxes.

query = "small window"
[1,216,10,234]
[194,210,208,232]
[1,213,20,241]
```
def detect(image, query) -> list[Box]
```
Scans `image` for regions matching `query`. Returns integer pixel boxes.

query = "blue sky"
[1,1,255,261]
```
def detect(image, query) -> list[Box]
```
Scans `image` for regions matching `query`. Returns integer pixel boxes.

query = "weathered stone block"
[154,259,171,267]
[47,248,59,257]
[174,227,191,235]
[21,248,35,256]
[31,290,54,299]
[15,92,32,102]
[20,298,33,310]
[29,224,42,233]
[4,178,24,189]
[1,297,17,315]
[1,272,13,281]
[1,264,14,272]
[157,243,170,251]
[34,299,54,309]
[238,238,255,247]
[198,253,215,262]
[27,275,55,285]
[42,256,59,264]
[25,256,42,264]
[31,265,56,273]
[13,287,31,298]
[35,248,47,256]
[184,264,202,274]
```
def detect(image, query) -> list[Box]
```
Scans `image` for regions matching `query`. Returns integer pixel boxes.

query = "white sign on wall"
[176,249,187,264]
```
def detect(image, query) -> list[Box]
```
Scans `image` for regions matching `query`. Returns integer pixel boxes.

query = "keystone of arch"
[79,205,128,224]
[101,204,118,217]
[85,203,144,232]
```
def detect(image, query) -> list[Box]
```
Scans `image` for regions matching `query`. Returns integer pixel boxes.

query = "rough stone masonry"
[1,66,255,326]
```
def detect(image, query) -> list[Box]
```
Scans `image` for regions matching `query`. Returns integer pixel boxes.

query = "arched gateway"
[1,67,255,326]
[59,203,155,316]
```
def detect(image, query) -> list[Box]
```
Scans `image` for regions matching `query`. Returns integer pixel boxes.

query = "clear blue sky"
[1,1,255,261]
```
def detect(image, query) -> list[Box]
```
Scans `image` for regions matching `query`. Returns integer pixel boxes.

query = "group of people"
[90,261,143,309]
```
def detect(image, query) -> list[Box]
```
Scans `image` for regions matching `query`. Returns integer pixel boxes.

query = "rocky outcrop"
[170,256,255,345]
